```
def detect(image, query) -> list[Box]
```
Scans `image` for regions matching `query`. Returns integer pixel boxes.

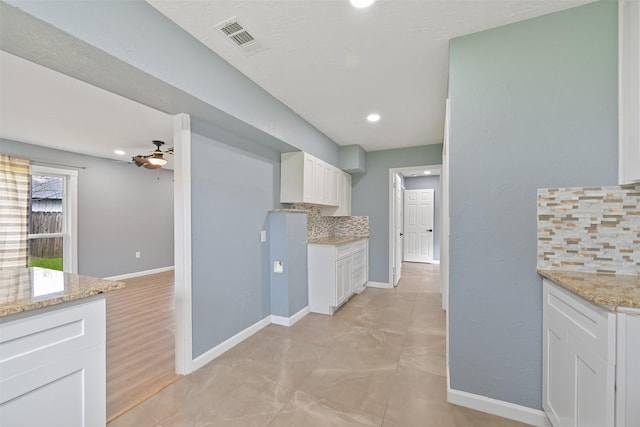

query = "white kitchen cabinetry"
[0,298,106,426]
[308,238,368,315]
[281,152,341,206]
[321,171,352,217]
[543,279,640,427]
[619,0,640,184]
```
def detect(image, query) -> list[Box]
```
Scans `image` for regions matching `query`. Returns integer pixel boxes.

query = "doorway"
[388,165,442,289]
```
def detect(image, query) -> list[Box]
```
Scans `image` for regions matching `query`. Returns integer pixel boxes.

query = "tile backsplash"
[291,204,369,239]
[537,184,640,275]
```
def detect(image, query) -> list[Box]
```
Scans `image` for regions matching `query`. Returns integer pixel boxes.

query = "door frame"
[173,113,193,375]
[387,164,441,287]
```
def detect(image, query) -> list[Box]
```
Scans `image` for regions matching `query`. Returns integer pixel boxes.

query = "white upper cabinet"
[322,171,352,216]
[619,0,640,184]
[281,152,348,208]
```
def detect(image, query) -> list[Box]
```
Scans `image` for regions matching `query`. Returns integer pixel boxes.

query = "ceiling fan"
[132,140,173,169]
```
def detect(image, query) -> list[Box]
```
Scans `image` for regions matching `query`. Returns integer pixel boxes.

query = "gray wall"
[448,1,618,409]
[268,212,308,318]
[352,145,442,283]
[190,129,280,358]
[404,175,440,261]
[0,139,174,278]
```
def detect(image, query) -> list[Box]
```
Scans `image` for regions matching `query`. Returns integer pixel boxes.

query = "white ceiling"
[0,51,174,167]
[0,1,592,162]
[147,0,592,152]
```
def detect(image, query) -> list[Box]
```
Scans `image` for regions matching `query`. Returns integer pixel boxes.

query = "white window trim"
[30,165,78,274]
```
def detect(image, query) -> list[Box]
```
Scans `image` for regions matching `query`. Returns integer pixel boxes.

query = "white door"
[404,189,434,263]
[393,174,403,286]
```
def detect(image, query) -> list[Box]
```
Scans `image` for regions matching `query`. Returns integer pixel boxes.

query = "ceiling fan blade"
[132,155,149,167]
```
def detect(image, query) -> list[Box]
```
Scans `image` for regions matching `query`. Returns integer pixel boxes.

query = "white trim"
[430,260,440,265]
[173,113,193,375]
[270,306,310,327]
[366,281,393,289]
[30,164,78,274]
[191,316,271,371]
[102,266,174,281]
[447,387,550,427]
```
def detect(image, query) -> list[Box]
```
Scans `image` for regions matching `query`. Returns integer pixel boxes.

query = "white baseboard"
[430,260,440,265]
[447,387,550,427]
[103,266,174,281]
[271,306,310,327]
[191,316,271,371]
[366,281,392,289]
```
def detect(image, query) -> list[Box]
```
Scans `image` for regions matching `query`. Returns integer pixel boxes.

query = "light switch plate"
[260,230,267,242]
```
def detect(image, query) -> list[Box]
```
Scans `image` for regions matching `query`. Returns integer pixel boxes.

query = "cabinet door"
[303,154,315,203]
[543,305,571,427]
[314,160,326,204]
[343,173,352,216]
[329,167,339,206]
[571,337,616,427]
[335,257,352,306]
[543,280,616,427]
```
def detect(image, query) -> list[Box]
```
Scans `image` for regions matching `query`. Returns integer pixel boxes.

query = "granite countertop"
[0,267,125,318]
[269,209,308,213]
[308,236,368,245]
[538,269,640,313]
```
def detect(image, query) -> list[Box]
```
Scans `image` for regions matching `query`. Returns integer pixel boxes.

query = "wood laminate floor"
[106,270,180,423]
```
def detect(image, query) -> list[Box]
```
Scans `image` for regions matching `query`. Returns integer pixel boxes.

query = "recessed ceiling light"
[350,0,376,8]
[114,150,126,155]
[367,113,381,123]
[424,171,431,175]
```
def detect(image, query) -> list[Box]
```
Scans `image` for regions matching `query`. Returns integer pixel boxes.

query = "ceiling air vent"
[217,18,266,55]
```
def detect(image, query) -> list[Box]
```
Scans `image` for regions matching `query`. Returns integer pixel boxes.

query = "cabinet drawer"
[352,267,367,289]
[352,250,367,271]
[351,239,367,253]
[336,244,352,260]
[0,298,105,381]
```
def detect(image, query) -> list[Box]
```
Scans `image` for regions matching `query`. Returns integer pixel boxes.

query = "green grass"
[28,257,63,271]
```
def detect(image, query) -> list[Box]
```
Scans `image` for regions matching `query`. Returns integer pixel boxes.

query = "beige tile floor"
[109,262,531,427]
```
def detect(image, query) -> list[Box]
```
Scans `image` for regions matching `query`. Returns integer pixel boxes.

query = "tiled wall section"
[291,204,369,239]
[537,184,640,275]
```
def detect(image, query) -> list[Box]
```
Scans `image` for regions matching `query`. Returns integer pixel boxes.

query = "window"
[28,165,77,273]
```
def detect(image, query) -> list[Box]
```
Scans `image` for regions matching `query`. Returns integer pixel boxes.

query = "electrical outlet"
[260,230,267,242]
[274,260,283,273]
[135,251,141,259]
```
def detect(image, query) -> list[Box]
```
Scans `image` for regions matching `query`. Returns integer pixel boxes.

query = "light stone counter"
[0,267,125,317]
[307,236,368,245]
[538,268,640,313]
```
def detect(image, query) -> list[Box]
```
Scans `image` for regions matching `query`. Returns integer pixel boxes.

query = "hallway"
[109,263,529,427]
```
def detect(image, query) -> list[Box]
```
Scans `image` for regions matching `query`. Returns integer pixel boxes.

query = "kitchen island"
[0,267,124,426]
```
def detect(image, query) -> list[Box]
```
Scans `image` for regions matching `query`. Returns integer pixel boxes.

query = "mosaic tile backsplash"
[291,204,369,239]
[537,184,640,275]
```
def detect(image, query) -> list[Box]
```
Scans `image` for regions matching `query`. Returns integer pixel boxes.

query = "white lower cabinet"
[0,298,106,426]
[308,238,368,315]
[543,279,639,427]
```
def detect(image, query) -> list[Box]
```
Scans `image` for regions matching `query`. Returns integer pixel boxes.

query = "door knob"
[400,233,403,236]
[427,229,433,232]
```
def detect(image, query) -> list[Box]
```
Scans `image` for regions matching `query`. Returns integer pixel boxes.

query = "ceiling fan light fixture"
[147,156,167,167]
